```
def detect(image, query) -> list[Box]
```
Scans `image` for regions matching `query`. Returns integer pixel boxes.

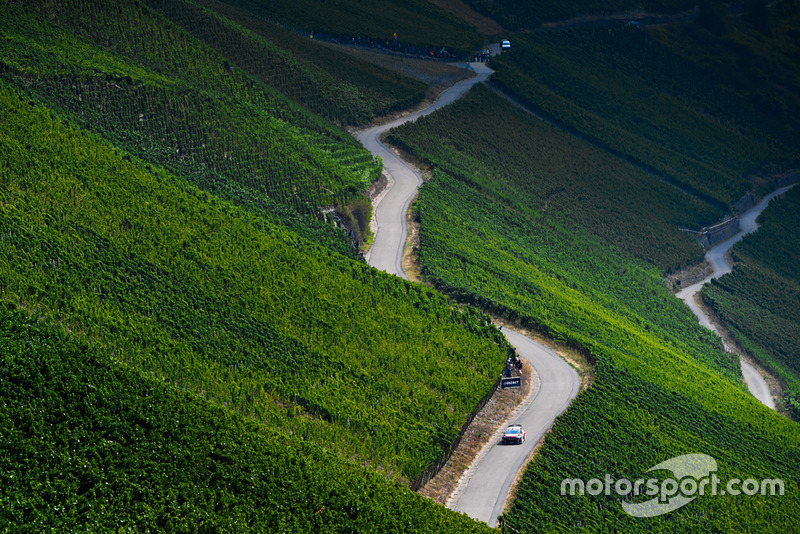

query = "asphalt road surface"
[357,60,494,278]
[449,328,579,526]
[356,56,580,526]
[676,184,796,410]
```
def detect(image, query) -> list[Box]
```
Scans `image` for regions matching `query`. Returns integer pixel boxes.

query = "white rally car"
[501,424,525,445]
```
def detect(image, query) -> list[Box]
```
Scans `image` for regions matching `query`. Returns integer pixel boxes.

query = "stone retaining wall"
[681,216,740,249]
[684,170,800,249]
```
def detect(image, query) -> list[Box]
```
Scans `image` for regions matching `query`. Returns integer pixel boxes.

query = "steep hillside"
[0,82,511,481]
[385,3,800,531]
[5,0,800,531]
[3,0,428,258]
[389,84,715,272]
[390,93,800,532]
[149,0,428,126]
[488,10,800,212]
[0,304,494,533]
[213,0,482,55]
[462,0,712,30]
[702,185,800,419]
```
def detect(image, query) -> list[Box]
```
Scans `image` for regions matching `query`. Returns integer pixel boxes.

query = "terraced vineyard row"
[389,84,713,272]
[386,53,799,530]
[409,169,737,379]
[0,84,510,481]
[3,0,406,255]
[217,0,482,56]
[501,358,799,532]
[390,131,800,534]
[0,305,495,533]
[463,0,745,30]
[488,18,800,210]
[149,0,427,125]
[702,185,800,418]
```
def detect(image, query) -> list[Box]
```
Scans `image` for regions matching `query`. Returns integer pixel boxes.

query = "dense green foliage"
[393,128,800,533]
[390,84,711,271]
[462,0,697,29]
[488,14,800,210]
[406,167,740,389]
[388,61,799,534]
[5,0,800,530]
[214,0,482,55]
[502,360,799,533]
[149,0,427,125]
[0,83,510,480]
[0,305,496,533]
[702,185,800,418]
[0,0,426,256]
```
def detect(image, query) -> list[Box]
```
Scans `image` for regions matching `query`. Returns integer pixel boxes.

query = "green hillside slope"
[214,0,482,56]
[702,185,800,419]
[5,0,800,531]
[389,84,715,272]
[386,17,800,530]
[462,0,698,29]
[0,83,511,481]
[0,304,495,533]
[389,115,800,531]
[488,14,800,212]
[2,0,428,257]
[149,0,428,125]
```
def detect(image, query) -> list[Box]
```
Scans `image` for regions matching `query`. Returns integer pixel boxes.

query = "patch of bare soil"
[427,0,505,37]
[402,218,426,285]
[419,361,536,505]
[365,171,390,203]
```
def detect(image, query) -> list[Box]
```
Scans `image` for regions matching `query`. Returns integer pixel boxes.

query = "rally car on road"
[501,424,525,445]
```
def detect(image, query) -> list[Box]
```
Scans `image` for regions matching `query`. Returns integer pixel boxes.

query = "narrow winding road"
[355,47,789,525]
[676,184,797,410]
[357,60,494,278]
[450,329,579,526]
[356,57,580,526]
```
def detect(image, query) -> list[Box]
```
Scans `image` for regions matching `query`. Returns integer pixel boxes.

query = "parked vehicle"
[501,39,511,50]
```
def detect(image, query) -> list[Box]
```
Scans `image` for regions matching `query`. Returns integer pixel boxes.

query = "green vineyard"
[390,113,800,533]
[463,0,748,30]
[389,84,713,272]
[149,0,428,126]
[2,0,395,256]
[488,18,800,211]
[702,185,800,419]
[0,304,495,532]
[384,9,800,527]
[0,80,510,483]
[3,0,800,531]
[215,0,482,56]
